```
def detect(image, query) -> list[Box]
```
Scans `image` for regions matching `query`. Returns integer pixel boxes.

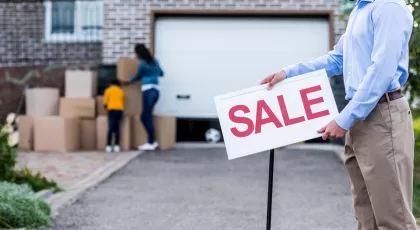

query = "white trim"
[44,0,103,43]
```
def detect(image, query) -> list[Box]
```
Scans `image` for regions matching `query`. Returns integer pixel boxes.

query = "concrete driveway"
[44,148,356,230]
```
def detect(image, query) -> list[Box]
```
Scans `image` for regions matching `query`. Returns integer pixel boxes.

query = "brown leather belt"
[377,89,403,104]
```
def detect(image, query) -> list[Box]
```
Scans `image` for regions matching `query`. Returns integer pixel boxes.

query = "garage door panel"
[155,82,222,118]
[159,52,324,82]
[155,16,329,118]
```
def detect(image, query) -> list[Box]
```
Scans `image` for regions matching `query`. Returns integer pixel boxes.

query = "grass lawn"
[413,117,420,217]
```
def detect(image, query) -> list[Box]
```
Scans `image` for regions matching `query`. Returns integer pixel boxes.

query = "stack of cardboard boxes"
[17,57,176,152]
[60,70,97,151]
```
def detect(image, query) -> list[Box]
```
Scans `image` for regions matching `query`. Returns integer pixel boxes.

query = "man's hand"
[260,70,287,90]
[318,120,347,140]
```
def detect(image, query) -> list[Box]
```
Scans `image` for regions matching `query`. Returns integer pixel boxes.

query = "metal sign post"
[266,149,275,230]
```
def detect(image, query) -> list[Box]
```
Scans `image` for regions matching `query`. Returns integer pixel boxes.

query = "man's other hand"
[260,70,287,90]
[318,120,347,140]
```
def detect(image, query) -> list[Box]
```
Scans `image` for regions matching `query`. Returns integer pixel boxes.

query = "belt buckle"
[385,92,390,103]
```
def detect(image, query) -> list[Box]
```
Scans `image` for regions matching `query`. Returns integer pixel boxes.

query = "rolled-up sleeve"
[130,62,144,84]
[335,3,410,130]
[283,34,345,78]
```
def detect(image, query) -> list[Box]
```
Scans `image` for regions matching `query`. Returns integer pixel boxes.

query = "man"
[261,0,416,229]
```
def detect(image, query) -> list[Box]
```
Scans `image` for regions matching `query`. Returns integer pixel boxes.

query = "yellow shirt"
[103,85,125,111]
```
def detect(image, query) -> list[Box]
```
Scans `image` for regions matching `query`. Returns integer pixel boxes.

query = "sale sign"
[214,69,339,160]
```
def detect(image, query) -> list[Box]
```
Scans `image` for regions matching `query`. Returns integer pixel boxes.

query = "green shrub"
[12,167,63,193]
[414,118,420,139]
[0,124,18,181]
[0,182,51,229]
[414,177,420,217]
[0,216,11,229]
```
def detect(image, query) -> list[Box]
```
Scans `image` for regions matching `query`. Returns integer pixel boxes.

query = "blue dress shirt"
[283,0,413,130]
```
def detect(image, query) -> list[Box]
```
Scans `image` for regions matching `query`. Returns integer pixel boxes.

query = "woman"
[129,44,164,151]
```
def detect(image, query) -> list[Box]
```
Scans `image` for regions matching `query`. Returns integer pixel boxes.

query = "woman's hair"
[135,43,155,65]
[110,79,120,86]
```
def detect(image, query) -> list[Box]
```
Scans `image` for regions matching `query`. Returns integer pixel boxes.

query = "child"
[103,79,125,152]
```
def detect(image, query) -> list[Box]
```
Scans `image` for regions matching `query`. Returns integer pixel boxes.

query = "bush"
[12,167,63,193]
[0,216,12,229]
[414,117,420,139]
[414,177,420,217]
[0,182,51,229]
[0,124,18,181]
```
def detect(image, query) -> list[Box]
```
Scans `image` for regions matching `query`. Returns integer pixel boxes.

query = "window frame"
[44,0,103,43]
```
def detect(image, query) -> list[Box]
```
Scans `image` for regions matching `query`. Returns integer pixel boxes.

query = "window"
[44,0,103,42]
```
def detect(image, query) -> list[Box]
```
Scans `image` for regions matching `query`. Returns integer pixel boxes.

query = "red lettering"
[255,100,283,134]
[277,95,305,126]
[229,105,254,138]
[300,85,330,120]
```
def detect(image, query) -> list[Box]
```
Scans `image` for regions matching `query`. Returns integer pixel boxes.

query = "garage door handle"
[176,94,190,99]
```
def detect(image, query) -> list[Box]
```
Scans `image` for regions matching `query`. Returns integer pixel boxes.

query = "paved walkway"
[18,151,122,189]
[43,148,356,230]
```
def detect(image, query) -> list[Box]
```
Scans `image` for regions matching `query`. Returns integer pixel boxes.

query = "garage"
[151,12,333,142]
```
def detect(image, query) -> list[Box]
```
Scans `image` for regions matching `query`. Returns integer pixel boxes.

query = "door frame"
[149,9,335,54]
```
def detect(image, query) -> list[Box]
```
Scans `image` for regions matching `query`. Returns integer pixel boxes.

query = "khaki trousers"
[344,97,417,230]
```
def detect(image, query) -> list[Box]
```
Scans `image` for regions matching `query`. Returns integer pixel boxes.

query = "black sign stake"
[266,149,275,230]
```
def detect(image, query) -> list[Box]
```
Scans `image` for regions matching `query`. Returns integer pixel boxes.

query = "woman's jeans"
[142,88,159,144]
[107,110,123,146]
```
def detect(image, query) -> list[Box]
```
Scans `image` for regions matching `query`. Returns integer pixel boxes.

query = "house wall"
[0,1,102,67]
[103,0,345,64]
[0,0,348,129]
[0,1,102,120]
[103,0,347,144]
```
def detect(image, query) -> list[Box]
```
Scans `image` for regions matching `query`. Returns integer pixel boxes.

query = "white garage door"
[154,16,330,118]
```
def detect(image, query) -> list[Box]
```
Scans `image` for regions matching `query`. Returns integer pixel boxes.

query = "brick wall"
[103,0,345,64]
[0,1,102,67]
[0,66,65,121]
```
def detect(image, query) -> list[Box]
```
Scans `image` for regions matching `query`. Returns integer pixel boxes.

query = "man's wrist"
[282,67,292,79]
[335,112,352,131]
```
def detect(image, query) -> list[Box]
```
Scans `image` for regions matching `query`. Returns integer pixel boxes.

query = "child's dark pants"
[107,110,123,146]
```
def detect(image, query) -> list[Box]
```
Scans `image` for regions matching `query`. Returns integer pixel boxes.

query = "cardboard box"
[17,116,33,151]
[154,116,176,150]
[96,96,107,116]
[65,70,98,98]
[34,117,80,152]
[81,119,96,150]
[122,84,142,115]
[116,57,139,82]
[96,116,131,150]
[59,98,95,118]
[131,115,147,148]
[25,88,59,116]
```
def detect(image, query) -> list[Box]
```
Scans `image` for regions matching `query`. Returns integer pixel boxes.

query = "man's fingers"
[261,74,274,85]
[317,126,327,134]
[267,77,280,90]
[260,78,269,85]
[322,131,329,140]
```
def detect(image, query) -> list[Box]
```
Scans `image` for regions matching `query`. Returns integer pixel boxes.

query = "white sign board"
[214,69,339,160]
